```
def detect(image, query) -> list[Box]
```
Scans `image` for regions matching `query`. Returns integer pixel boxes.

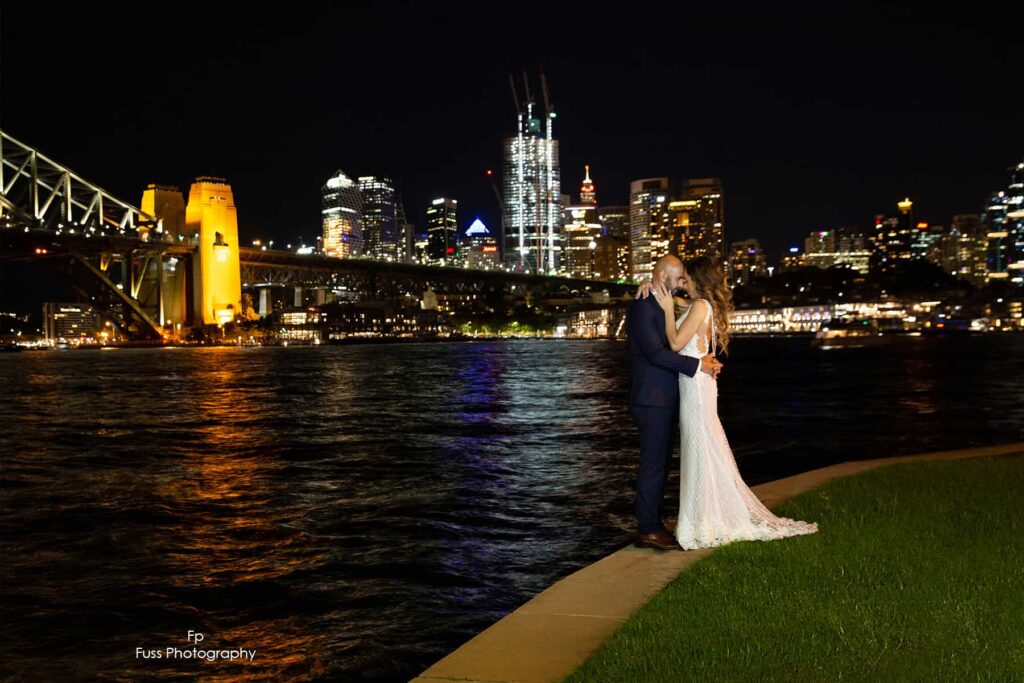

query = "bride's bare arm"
[663,299,705,352]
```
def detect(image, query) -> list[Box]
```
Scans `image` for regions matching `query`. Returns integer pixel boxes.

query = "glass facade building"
[359,175,400,262]
[321,170,363,258]
[629,178,670,281]
[670,178,725,263]
[982,160,1024,285]
[427,198,458,265]
[502,102,561,274]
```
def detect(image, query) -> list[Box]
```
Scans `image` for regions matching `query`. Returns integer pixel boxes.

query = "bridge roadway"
[2,227,634,296]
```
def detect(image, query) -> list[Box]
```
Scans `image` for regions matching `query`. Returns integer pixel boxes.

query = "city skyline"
[1,2,1021,259]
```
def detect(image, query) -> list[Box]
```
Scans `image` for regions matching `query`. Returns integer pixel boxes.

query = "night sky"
[2,1,1021,260]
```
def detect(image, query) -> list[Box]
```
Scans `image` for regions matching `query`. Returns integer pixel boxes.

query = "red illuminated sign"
[446,247,455,254]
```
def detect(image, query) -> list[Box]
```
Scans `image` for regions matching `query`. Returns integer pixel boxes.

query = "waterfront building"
[42,302,97,342]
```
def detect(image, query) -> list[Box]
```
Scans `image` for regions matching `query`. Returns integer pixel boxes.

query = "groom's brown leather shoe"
[633,529,680,550]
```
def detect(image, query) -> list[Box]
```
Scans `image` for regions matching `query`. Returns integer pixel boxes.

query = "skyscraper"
[562,203,601,279]
[951,214,986,284]
[870,198,914,273]
[598,205,629,240]
[396,194,413,263]
[804,230,837,268]
[981,160,1024,285]
[561,166,602,278]
[668,178,725,263]
[463,218,501,270]
[834,229,871,273]
[503,70,561,274]
[580,164,596,205]
[629,177,670,281]
[427,198,458,265]
[322,170,363,258]
[359,175,400,261]
[728,239,767,284]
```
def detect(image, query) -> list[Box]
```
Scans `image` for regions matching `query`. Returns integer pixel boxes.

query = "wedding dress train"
[674,299,819,550]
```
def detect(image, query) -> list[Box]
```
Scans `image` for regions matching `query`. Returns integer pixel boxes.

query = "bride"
[637,256,819,550]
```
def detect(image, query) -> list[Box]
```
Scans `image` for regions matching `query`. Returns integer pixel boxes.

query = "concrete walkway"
[411,442,1024,683]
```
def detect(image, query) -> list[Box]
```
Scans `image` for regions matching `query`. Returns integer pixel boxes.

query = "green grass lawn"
[565,454,1024,682]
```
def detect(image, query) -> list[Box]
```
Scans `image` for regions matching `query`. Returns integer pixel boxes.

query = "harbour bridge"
[0,130,633,341]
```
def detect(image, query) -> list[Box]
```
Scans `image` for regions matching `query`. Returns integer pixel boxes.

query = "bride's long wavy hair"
[683,256,734,355]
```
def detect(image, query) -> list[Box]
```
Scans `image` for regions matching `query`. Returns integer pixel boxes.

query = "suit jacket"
[627,295,700,408]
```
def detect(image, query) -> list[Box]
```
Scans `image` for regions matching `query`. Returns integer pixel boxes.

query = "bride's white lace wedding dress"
[674,299,819,550]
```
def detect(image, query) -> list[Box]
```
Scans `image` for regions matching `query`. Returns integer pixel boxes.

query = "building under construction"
[502,69,562,274]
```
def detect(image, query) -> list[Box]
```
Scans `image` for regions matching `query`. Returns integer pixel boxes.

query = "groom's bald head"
[652,255,685,292]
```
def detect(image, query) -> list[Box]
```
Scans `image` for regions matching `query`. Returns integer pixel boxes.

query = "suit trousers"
[631,402,678,535]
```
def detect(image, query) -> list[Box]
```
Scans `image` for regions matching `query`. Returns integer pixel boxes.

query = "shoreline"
[5,328,1021,353]
[411,441,1024,683]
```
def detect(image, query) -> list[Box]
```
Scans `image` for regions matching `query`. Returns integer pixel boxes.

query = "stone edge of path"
[410,442,1024,683]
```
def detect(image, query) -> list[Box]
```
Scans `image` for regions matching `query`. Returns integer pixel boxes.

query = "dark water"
[1,336,1021,681]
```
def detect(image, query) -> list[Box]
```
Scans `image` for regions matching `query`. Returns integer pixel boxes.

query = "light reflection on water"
[1,336,1021,681]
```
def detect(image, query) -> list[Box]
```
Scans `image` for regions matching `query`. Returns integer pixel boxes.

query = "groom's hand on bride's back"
[700,354,723,379]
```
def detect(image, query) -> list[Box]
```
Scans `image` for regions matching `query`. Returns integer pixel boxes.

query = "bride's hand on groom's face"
[652,284,674,313]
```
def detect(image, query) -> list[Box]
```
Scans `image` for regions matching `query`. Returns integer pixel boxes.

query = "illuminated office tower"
[665,179,725,264]
[949,214,986,284]
[911,222,945,262]
[427,198,458,265]
[804,230,837,269]
[728,239,767,284]
[563,203,602,278]
[561,166,602,277]
[981,160,1024,285]
[593,234,630,281]
[781,246,807,271]
[359,175,400,261]
[322,170,363,258]
[870,197,914,273]
[629,177,670,281]
[396,196,413,263]
[463,218,501,270]
[834,229,871,273]
[580,164,596,205]
[669,178,725,263]
[503,70,561,274]
[598,205,629,240]
[185,177,242,326]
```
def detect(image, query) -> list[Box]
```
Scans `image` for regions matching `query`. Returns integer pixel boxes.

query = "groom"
[626,255,723,550]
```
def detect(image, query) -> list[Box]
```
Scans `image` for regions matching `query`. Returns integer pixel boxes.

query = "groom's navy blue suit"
[626,294,700,535]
